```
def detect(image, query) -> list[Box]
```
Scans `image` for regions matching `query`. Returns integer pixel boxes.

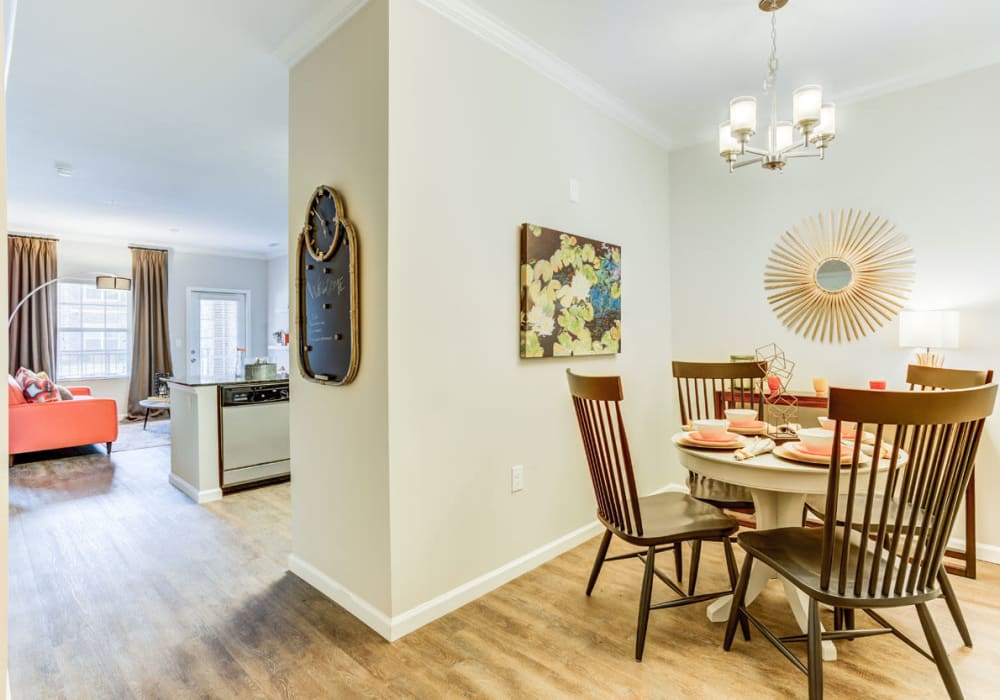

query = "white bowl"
[817,416,856,438]
[797,427,835,452]
[692,419,728,437]
[725,408,758,426]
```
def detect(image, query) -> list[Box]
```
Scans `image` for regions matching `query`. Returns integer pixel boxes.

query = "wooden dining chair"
[724,383,997,700]
[907,364,992,580]
[804,364,992,648]
[671,360,768,511]
[566,370,747,661]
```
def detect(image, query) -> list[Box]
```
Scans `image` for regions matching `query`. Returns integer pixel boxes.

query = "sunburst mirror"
[764,209,915,343]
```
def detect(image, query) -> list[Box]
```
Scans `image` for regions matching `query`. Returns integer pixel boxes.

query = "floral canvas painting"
[520,224,621,358]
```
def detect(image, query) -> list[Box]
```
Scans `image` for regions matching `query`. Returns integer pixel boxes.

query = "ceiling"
[469,0,1000,148]
[7,0,1000,254]
[6,0,338,256]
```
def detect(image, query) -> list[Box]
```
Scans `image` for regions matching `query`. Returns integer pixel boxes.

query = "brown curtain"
[8,235,57,375]
[127,248,173,418]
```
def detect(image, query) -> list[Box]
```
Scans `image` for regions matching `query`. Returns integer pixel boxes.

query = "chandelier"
[719,0,836,172]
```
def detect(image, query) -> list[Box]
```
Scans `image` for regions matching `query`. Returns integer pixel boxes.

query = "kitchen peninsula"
[167,373,290,503]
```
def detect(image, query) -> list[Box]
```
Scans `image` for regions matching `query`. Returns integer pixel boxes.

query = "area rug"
[10,419,171,466]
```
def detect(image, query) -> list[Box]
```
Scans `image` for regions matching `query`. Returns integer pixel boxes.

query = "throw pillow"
[34,372,74,400]
[16,368,60,404]
[7,375,27,405]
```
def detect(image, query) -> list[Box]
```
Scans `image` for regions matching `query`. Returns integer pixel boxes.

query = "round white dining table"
[672,432,887,662]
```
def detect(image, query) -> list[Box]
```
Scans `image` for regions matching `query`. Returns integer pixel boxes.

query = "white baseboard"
[287,554,393,639]
[389,519,603,640]
[168,473,222,504]
[289,519,605,642]
[948,537,1000,565]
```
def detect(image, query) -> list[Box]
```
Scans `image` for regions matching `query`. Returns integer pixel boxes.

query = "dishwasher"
[220,382,290,490]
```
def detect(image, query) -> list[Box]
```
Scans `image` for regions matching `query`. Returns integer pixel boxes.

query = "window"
[56,283,130,380]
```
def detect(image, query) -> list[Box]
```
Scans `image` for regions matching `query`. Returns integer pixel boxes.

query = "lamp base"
[914,351,945,368]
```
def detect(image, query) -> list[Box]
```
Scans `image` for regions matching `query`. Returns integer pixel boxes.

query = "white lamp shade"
[792,85,822,129]
[719,121,738,155]
[774,121,793,151]
[729,96,757,136]
[815,103,836,137]
[898,310,960,349]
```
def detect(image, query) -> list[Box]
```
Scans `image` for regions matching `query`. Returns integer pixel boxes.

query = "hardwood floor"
[9,447,1000,698]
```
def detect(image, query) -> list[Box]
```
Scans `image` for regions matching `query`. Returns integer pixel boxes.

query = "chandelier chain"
[763,0,779,93]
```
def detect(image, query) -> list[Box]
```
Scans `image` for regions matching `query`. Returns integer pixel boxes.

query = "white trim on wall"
[274,0,672,151]
[275,0,371,67]
[289,519,603,641]
[168,473,222,504]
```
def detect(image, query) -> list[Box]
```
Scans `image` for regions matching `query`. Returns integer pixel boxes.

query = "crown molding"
[275,0,371,68]
[415,0,671,150]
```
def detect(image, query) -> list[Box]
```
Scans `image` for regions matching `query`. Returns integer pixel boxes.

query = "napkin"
[734,437,775,461]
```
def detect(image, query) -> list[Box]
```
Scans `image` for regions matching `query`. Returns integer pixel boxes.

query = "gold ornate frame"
[764,209,915,343]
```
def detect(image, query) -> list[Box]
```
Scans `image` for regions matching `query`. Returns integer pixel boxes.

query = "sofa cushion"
[8,375,27,405]
[15,367,61,404]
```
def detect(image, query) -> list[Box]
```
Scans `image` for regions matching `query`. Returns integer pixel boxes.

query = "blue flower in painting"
[589,251,621,318]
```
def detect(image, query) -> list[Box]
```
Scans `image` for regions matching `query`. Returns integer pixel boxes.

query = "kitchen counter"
[167,372,289,387]
[166,378,290,504]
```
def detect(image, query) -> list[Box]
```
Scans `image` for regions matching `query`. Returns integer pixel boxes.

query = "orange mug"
[869,380,887,390]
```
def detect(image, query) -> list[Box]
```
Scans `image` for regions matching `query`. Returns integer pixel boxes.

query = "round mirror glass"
[816,259,852,292]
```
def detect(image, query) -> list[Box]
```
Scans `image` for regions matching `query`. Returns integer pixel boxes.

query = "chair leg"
[722,537,750,641]
[937,566,973,648]
[916,602,964,700]
[833,607,843,631]
[807,598,823,700]
[673,542,683,583]
[687,540,702,596]
[723,553,753,650]
[635,545,656,661]
[586,529,613,596]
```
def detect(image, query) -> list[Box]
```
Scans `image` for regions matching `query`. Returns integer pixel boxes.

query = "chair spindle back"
[567,370,644,537]
[671,361,768,427]
[907,364,993,392]
[820,384,996,599]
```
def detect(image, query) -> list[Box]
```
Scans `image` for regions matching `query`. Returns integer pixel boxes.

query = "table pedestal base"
[706,489,837,661]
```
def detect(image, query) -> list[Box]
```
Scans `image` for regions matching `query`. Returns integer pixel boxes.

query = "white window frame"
[55,281,131,381]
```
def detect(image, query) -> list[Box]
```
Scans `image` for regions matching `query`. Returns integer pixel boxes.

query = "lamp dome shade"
[898,310,960,349]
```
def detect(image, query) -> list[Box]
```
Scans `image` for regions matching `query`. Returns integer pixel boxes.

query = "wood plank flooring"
[9,446,1000,698]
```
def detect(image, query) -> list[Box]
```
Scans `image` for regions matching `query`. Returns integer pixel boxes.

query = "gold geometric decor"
[764,209,915,343]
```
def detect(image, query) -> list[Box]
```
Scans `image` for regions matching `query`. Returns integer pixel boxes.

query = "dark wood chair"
[672,361,767,512]
[566,370,746,661]
[907,364,991,580]
[725,383,997,700]
[803,364,991,647]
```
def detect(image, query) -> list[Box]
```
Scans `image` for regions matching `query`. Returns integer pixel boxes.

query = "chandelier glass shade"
[720,1,836,172]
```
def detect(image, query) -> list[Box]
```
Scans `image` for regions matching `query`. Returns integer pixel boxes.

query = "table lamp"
[898,310,959,367]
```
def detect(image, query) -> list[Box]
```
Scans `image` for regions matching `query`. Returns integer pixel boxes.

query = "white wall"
[0,1,10,681]
[53,239,270,411]
[669,63,1000,552]
[169,250,269,366]
[386,1,671,615]
[266,254,290,373]
[288,0,392,614]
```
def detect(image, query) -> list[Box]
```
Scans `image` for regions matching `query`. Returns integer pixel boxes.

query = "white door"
[187,290,248,378]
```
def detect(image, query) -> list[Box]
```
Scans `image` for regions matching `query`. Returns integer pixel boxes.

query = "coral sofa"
[8,382,119,466]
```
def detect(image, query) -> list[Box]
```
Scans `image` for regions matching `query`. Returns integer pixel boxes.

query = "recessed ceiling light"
[168,227,180,233]
[54,162,74,177]
[268,242,279,248]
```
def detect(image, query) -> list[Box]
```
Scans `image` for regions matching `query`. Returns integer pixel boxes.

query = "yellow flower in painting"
[558,272,592,307]
[527,305,555,337]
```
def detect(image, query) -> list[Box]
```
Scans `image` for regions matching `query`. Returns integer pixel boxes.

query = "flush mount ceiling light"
[54,161,74,177]
[719,0,836,173]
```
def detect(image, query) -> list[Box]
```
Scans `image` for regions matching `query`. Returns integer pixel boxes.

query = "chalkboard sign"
[296,186,359,386]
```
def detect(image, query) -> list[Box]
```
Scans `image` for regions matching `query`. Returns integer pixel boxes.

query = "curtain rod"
[9,232,59,242]
[128,245,169,253]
